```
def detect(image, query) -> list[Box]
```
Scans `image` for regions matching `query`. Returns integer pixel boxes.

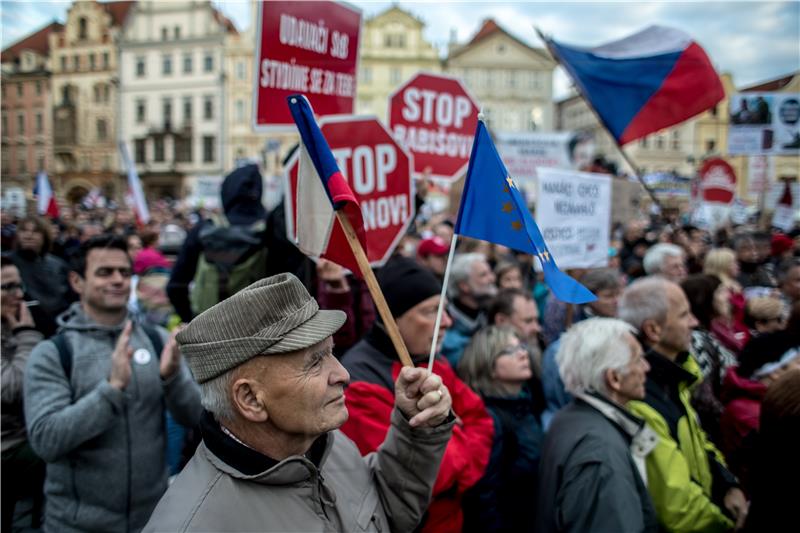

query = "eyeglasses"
[0,282,24,292]
[496,345,526,358]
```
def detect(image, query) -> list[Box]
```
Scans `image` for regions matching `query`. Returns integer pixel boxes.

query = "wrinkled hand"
[109,321,134,390]
[317,259,349,292]
[724,487,748,530]
[159,325,184,379]
[394,367,451,428]
[3,302,34,330]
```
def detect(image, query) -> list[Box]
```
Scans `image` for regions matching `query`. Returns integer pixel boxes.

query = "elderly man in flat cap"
[144,273,454,533]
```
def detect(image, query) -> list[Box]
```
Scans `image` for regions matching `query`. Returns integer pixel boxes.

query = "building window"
[639,136,648,148]
[16,113,24,135]
[163,98,172,128]
[103,84,110,103]
[183,96,192,122]
[161,27,169,41]
[710,105,718,117]
[162,54,172,75]
[671,131,680,150]
[705,139,716,152]
[183,52,192,73]
[135,99,146,123]
[103,52,109,69]
[361,66,372,84]
[135,138,146,163]
[18,156,26,174]
[35,80,41,96]
[73,54,80,71]
[35,112,42,134]
[655,135,664,149]
[1,114,7,134]
[97,118,107,140]
[89,53,96,70]
[236,60,246,80]
[154,136,165,162]
[203,52,214,72]
[136,56,145,77]
[16,84,22,97]
[61,56,67,71]
[37,155,45,171]
[202,136,215,162]
[384,34,405,48]
[175,137,192,162]
[94,85,102,103]
[174,26,181,39]
[79,17,88,39]
[390,67,401,85]
[497,43,506,53]
[203,96,213,120]
[235,99,245,122]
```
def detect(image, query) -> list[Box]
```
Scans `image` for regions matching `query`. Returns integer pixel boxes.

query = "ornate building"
[48,0,134,203]
[356,5,441,121]
[118,0,236,199]
[1,22,63,197]
[445,19,555,132]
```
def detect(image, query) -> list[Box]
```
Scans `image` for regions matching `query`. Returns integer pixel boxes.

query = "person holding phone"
[1,255,46,530]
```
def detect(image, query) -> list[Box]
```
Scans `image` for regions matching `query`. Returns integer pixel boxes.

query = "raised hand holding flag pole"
[287,95,413,368]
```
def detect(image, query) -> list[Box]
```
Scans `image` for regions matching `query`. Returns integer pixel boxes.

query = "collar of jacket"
[200,410,332,481]
[644,348,697,388]
[574,391,659,459]
[365,323,430,364]
[446,301,486,334]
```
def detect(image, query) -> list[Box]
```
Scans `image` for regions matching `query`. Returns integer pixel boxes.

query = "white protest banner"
[728,93,800,155]
[747,155,774,195]
[536,167,611,269]
[187,176,224,208]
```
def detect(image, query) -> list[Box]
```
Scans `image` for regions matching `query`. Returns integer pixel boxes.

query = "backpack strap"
[51,333,73,380]
[140,323,164,360]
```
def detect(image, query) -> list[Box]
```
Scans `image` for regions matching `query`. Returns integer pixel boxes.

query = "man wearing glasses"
[23,235,202,533]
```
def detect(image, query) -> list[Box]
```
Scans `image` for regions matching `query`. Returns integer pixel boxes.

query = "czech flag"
[35,171,59,219]
[547,26,724,145]
[286,95,366,274]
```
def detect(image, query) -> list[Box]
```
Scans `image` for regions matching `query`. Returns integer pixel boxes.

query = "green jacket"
[628,350,737,533]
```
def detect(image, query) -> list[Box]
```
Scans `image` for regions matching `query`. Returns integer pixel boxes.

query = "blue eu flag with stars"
[454,121,596,304]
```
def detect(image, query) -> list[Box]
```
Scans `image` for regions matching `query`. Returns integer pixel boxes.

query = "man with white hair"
[643,243,688,283]
[536,318,658,533]
[441,252,497,367]
[619,277,748,532]
[144,274,455,532]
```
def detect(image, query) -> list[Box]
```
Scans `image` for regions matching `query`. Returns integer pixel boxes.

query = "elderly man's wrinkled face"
[247,337,350,438]
[467,259,497,300]
[661,254,687,283]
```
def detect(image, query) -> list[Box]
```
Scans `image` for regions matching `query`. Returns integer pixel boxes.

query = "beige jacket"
[144,408,453,532]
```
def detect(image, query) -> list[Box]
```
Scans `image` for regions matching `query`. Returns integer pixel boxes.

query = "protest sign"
[747,155,774,195]
[536,167,611,269]
[728,92,800,155]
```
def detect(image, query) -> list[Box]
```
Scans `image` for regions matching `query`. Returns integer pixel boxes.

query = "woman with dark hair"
[680,274,738,444]
[458,325,543,533]
[9,216,75,325]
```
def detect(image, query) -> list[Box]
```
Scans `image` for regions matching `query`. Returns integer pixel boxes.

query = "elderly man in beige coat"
[144,273,454,532]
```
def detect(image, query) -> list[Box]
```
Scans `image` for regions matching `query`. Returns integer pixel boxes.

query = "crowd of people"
[1,164,799,532]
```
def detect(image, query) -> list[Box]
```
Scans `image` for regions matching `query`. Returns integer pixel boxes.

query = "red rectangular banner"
[254,1,362,130]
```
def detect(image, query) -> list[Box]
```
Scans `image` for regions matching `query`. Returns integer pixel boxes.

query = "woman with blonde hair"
[704,247,746,329]
[458,325,543,532]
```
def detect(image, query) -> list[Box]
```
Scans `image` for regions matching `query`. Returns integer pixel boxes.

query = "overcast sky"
[2,0,798,99]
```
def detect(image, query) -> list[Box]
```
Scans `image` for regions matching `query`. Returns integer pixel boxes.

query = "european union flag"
[455,121,596,304]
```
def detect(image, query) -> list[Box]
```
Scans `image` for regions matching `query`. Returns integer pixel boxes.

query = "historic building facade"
[119,0,235,199]
[445,19,555,132]
[356,5,442,121]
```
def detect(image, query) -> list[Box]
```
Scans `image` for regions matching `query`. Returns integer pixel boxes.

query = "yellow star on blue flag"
[454,121,596,304]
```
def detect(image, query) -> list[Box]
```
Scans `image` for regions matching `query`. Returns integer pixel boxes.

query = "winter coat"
[144,409,453,532]
[689,328,737,445]
[463,393,544,533]
[627,350,737,533]
[10,249,75,319]
[536,393,659,533]
[1,320,43,452]
[441,301,486,368]
[720,366,766,491]
[340,326,494,533]
[23,303,203,533]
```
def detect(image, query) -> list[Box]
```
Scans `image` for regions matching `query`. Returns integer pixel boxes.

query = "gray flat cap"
[177,273,345,383]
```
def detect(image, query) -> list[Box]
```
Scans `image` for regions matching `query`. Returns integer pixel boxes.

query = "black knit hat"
[377,256,443,319]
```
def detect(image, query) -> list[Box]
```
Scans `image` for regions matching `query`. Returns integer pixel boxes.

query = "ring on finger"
[432,389,443,402]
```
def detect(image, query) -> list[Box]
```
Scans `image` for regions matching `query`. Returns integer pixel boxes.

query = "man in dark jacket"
[536,318,658,533]
[167,164,269,322]
[144,273,454,532]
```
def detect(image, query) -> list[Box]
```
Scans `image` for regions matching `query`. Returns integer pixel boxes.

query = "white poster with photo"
[495,131,595,203]
[728,92,800,155]
[536,167,611,269]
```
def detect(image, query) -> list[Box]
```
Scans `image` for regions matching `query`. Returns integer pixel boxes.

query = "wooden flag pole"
[336,211,414,368]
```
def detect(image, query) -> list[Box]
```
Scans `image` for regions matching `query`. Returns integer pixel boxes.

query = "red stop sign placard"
[698,157,737,205]
[284,116,415,266]
[388,72,480,182]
